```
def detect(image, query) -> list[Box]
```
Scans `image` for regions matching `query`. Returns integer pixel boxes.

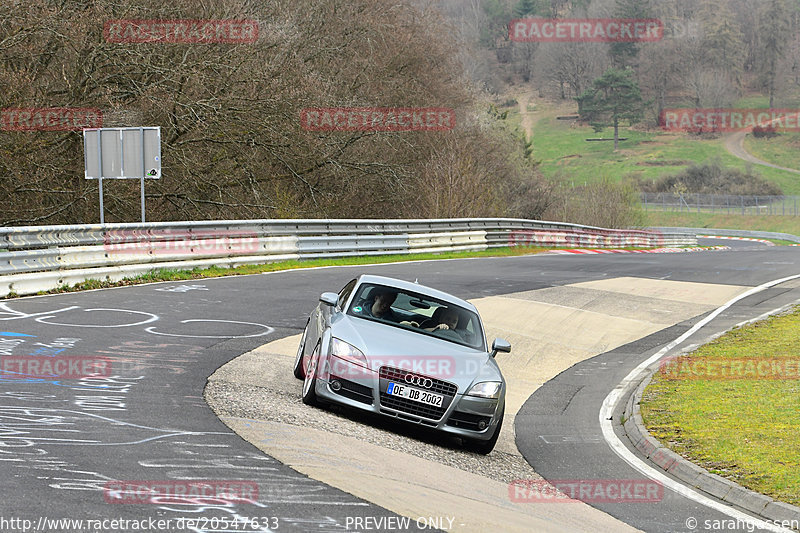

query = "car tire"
[293,320,309,380]
[301,341,322,406]
[466,406,504,455]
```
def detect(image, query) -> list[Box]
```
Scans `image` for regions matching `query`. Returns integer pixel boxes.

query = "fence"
[642,193,800,216]
[0,218,695,297]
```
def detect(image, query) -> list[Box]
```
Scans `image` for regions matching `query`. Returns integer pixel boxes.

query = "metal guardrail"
[0,219,695,297]
[652,227,800,244]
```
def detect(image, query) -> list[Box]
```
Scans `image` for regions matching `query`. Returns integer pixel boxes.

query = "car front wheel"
[301,341,322,406]
[293,320,309,380]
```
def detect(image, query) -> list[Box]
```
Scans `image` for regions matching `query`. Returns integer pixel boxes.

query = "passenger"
[404,306,460,332]
[426,307,459,332]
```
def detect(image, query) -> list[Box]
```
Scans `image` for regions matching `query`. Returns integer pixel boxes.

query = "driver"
[361,288,400,321]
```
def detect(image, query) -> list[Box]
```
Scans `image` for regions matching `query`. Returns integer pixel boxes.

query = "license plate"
[386,382,443,408]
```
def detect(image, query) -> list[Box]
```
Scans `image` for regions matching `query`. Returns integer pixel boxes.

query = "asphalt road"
[0,241,797,533]
[515,281,800,533]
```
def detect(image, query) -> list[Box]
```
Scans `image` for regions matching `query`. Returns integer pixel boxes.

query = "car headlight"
[330,338,367,367]
[467,381,502,399]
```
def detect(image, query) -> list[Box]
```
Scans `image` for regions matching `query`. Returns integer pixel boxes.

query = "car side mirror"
[490,338,511,358]
[319,292,339,308]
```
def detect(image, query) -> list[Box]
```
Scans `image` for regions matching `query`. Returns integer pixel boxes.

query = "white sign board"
[83,127,161,179]
[82,126,161,224]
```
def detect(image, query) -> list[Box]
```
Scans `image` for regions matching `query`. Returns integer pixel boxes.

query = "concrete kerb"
[622,357,800,525]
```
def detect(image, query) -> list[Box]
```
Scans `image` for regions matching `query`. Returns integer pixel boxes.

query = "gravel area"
[204,346,541,486]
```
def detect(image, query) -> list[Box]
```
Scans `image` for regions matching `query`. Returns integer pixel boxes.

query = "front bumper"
[315,355,503,442]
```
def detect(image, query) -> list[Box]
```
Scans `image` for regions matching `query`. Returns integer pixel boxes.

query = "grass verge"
[743,132,800,173]
[641,308,800,506]
[644,211,800,237]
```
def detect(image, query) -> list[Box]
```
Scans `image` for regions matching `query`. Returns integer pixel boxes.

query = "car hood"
[330,314,503,391]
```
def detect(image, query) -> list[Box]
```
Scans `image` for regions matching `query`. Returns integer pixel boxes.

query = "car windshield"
[347,283,486,351]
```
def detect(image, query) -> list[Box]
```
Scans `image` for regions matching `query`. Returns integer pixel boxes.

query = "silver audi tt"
[293,274,510,454]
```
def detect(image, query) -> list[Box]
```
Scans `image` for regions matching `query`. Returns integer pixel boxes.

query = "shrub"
[544,177,645,229]
[639,159,783,196]
[752,125,779,139]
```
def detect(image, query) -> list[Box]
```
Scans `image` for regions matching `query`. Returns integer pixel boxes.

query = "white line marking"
[600,273,800,532]
[145,319,274,338]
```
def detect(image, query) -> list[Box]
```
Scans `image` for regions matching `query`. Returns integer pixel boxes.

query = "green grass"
[509,99,800,194]
[732,95,771,109]
[641,308,800,505]
[644,211,800,236]
[768,238,800,245]
[530,111,799,186]
[733,94,800,108]
[8,246,558,299]
[743,132,800,173]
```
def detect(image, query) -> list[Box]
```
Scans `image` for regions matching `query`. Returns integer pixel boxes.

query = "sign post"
[83,127,161,224]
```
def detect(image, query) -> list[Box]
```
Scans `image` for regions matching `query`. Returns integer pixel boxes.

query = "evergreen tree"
[576,68,646,151]
[609,0,654,68]
[480,0,512,49]
[513,0,547,18]
[701,0,745,86]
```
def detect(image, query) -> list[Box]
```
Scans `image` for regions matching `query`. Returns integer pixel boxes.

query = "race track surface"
[0,240,797,533]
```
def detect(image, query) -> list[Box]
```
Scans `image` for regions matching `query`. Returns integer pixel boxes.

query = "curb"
[623,366,800,528]
[545,246,730,256]
[697,235,775,246]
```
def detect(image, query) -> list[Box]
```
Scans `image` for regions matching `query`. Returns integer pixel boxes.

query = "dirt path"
[723,128,800,174]
[518,92,535,141]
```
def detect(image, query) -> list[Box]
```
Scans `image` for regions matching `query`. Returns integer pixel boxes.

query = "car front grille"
[379,366,457,396]
[378,366,457,421]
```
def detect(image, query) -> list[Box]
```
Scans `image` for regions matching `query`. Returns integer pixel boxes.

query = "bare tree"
[0,0,539,225]
[686,68,740,109]
[535,42,607,100]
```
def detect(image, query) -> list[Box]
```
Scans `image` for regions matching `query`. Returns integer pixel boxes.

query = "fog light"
[330,379,342,392]
[477,420,487,430]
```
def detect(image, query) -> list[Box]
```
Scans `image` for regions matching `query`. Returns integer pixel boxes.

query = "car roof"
[355,274,478,313]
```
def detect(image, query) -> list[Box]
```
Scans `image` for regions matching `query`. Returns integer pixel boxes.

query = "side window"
[338,279,357,309]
